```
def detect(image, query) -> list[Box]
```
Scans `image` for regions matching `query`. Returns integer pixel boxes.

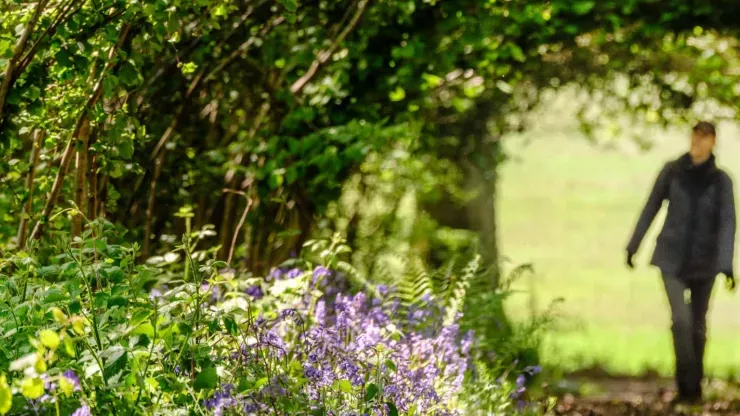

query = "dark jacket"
[627,153,736,279]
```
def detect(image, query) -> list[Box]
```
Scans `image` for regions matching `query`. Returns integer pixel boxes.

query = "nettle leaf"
[194,367,218,390]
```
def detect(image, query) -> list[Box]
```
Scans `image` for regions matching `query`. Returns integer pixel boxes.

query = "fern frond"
[443,254,480,326]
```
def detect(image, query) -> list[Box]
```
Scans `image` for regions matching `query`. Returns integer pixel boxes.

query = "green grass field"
[499,119,740,378]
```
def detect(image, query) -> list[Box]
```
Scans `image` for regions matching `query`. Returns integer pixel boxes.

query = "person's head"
[690,121,716,163]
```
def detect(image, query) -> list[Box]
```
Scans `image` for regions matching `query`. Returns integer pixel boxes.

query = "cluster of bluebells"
[205,266,473,416]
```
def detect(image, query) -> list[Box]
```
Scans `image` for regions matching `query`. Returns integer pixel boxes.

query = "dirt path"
[553,374,740,416]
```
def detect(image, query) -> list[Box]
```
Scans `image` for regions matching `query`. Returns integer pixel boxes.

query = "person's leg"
[662,274,698,399]
[689,277,715,396]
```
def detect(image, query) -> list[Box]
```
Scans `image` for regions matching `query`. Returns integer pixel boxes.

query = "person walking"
[626,121,736,404]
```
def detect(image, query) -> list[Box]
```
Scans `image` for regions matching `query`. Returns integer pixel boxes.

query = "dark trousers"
[662,274,715,398]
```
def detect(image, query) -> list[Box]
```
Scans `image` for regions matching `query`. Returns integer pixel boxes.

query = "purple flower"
[205,384,238,415]
[312,266,331,285]
[245,285,263,299]
[285,268,302,279]
[525,365,542,376]
[63,370,81,391]
[267,268,283,281]
[149,288,162,301]
[377,284,389,297]
[71,405,91,416]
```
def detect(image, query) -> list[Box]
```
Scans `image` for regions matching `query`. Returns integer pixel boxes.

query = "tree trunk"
[462,140,501,285]
[17,130,45,249]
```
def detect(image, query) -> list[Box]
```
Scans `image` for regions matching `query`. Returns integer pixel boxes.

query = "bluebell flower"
[149,288,162,301]
[285,268,302,279]
[245,285,263,299]
[63,370,81,391]
[71,405,91,416]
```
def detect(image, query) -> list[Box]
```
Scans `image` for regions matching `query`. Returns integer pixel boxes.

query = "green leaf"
[107,296,127,308]
[269,171,284,189]
[223,316,238,336]
[109,163,123,178]
[41,289,68,304]
[285,166,298,184]
[21,377,44,399]
[194,367,218,390]
[133,322,155,338]
[180,62,198,75]
[0,374,11,415]
[276,0,298,12]
[389,87,406,102]
[119,140,134,160]
[24,86,41,101]
[39,330,60,350]
[254,377,269,390]
[55,49,74,68]
[386,402,399,416]
[509,44,526,63]
[0,40,11,58]
[572,1,596,15]
[385,359,397,372]
[338,379,352,394]
[101,346,127,366]
[365,383,379,402]
[63,337,76,357]
[59,376,74,397]
[130,309,153,328]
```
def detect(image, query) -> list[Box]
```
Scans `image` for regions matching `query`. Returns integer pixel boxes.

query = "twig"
[222,189,253,265]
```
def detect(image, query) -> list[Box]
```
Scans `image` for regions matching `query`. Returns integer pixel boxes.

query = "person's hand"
[626,252,635,269]
[724,272,736,292]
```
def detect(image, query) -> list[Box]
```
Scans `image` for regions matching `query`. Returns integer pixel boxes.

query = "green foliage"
[3,0,739,270]
[0,224,498,415]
